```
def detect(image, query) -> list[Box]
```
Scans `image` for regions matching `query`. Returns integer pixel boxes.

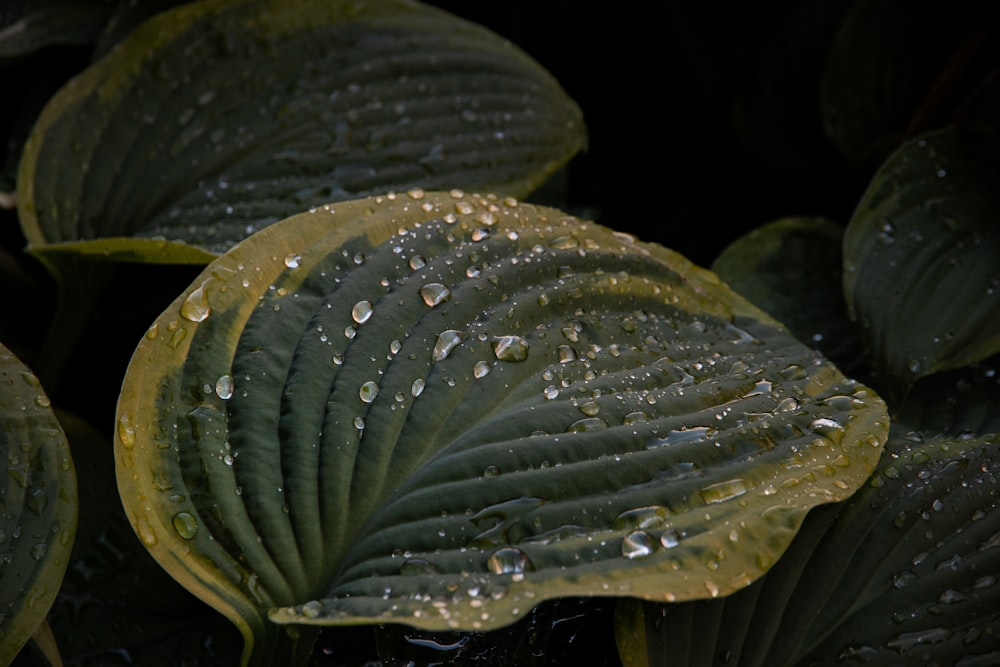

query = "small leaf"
[843,127,1000,406]
[18,0,585,256]
[116,192,887,664]
[0,342,77,665]
[712,216,864,376]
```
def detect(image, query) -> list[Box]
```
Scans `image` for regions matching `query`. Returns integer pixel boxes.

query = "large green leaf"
[614,431,1000,666]
[843,127,1000,407]
[0,342,76,664]
[17,0,585,257]
[115,191,888,665]
[711,216,864,377]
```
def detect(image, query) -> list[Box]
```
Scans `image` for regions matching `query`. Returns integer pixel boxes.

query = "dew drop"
[359,381,379,403]
[352,300,374,324]
[400,558,442,576]
[473,361,491,378]
[492,335,529,362]
[172,512,198,540]
[487,546,532,575]
[180,283,211,322]
[421,283,452,307]
[215,375,234,400]
[700,478,749,504]
[118,414,137,449]
[411,378,426,397]
[409,255,426,270]
[621,530,655,559]
[284,253,301,268]
[300,600,324,619]
[30,543,47,561]
[566,417,607,432]
[433,330,466,362]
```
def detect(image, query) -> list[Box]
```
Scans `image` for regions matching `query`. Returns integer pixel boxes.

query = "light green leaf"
[843,127,1000,407]
[116,192,888,665]
[0,342,76,665]
[17,0,585,257]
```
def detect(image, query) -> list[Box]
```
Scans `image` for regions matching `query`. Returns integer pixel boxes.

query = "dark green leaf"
[0,0,112,61]
[895,355,1000,438]
[116,192,887,664]
[711,216,864,377]
[843,127,1000,406]
[819,0,993,169]
[17,0,585,256]
[0,342,76,665]
[614,432,1000,666]
[45,411,243,666]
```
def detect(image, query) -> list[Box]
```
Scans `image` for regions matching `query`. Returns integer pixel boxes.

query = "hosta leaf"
[115,191,888,664]
[819,0,989,169]
[0,0,112,60]
[0,342,76,664]
[895,355,1000,438]
[17,0,585,256]
[46,411,243,665]
[843,127,1000,407]
[614,432,1000,666]
[711,217,864,376]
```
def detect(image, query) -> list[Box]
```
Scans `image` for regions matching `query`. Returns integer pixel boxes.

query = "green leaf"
[894,355,1000,438]
[614,431,1000,666]
[17,0,585,256]
[115,192,888,665]
[0,342,76,665]
[45,411,243,666]
[711,216,864,377]
[0,0,112,61]
[843,127,1000,407]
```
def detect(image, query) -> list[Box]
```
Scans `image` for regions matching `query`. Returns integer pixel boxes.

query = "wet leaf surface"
[0,342,77,665]
[116,191,887,663]
[712,216,864,377]
[843,127,1000,407]
[17,0,585,257]
[615,431,1000,666]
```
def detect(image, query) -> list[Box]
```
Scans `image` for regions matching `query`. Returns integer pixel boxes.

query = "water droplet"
[181,282,211,322]
[30,543,47,561]
[660,530,681,548]
[421,283,452,307]
[284,253,301,268]
[215,375,234,400]
[291,600,323,621]
[578,401,600,416]
[359,381,379,403]
[433,330,466,362]
[621,530,655,559]
[557,345,576,363]
[400,558,441,575]
[487,546,532,575]
[543,386,559,400]
[492,335,529,362]
[566,417,607,432]
[352,300,373,324]
[172,512,198,540]
[411,379,426,397]
[27,489,48,515]
[473,361,491,378]
[614,506,670,531]
[409,255,426,270]
[483,464,500,478]
[118,414,137,449]
[700,478,749,504]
